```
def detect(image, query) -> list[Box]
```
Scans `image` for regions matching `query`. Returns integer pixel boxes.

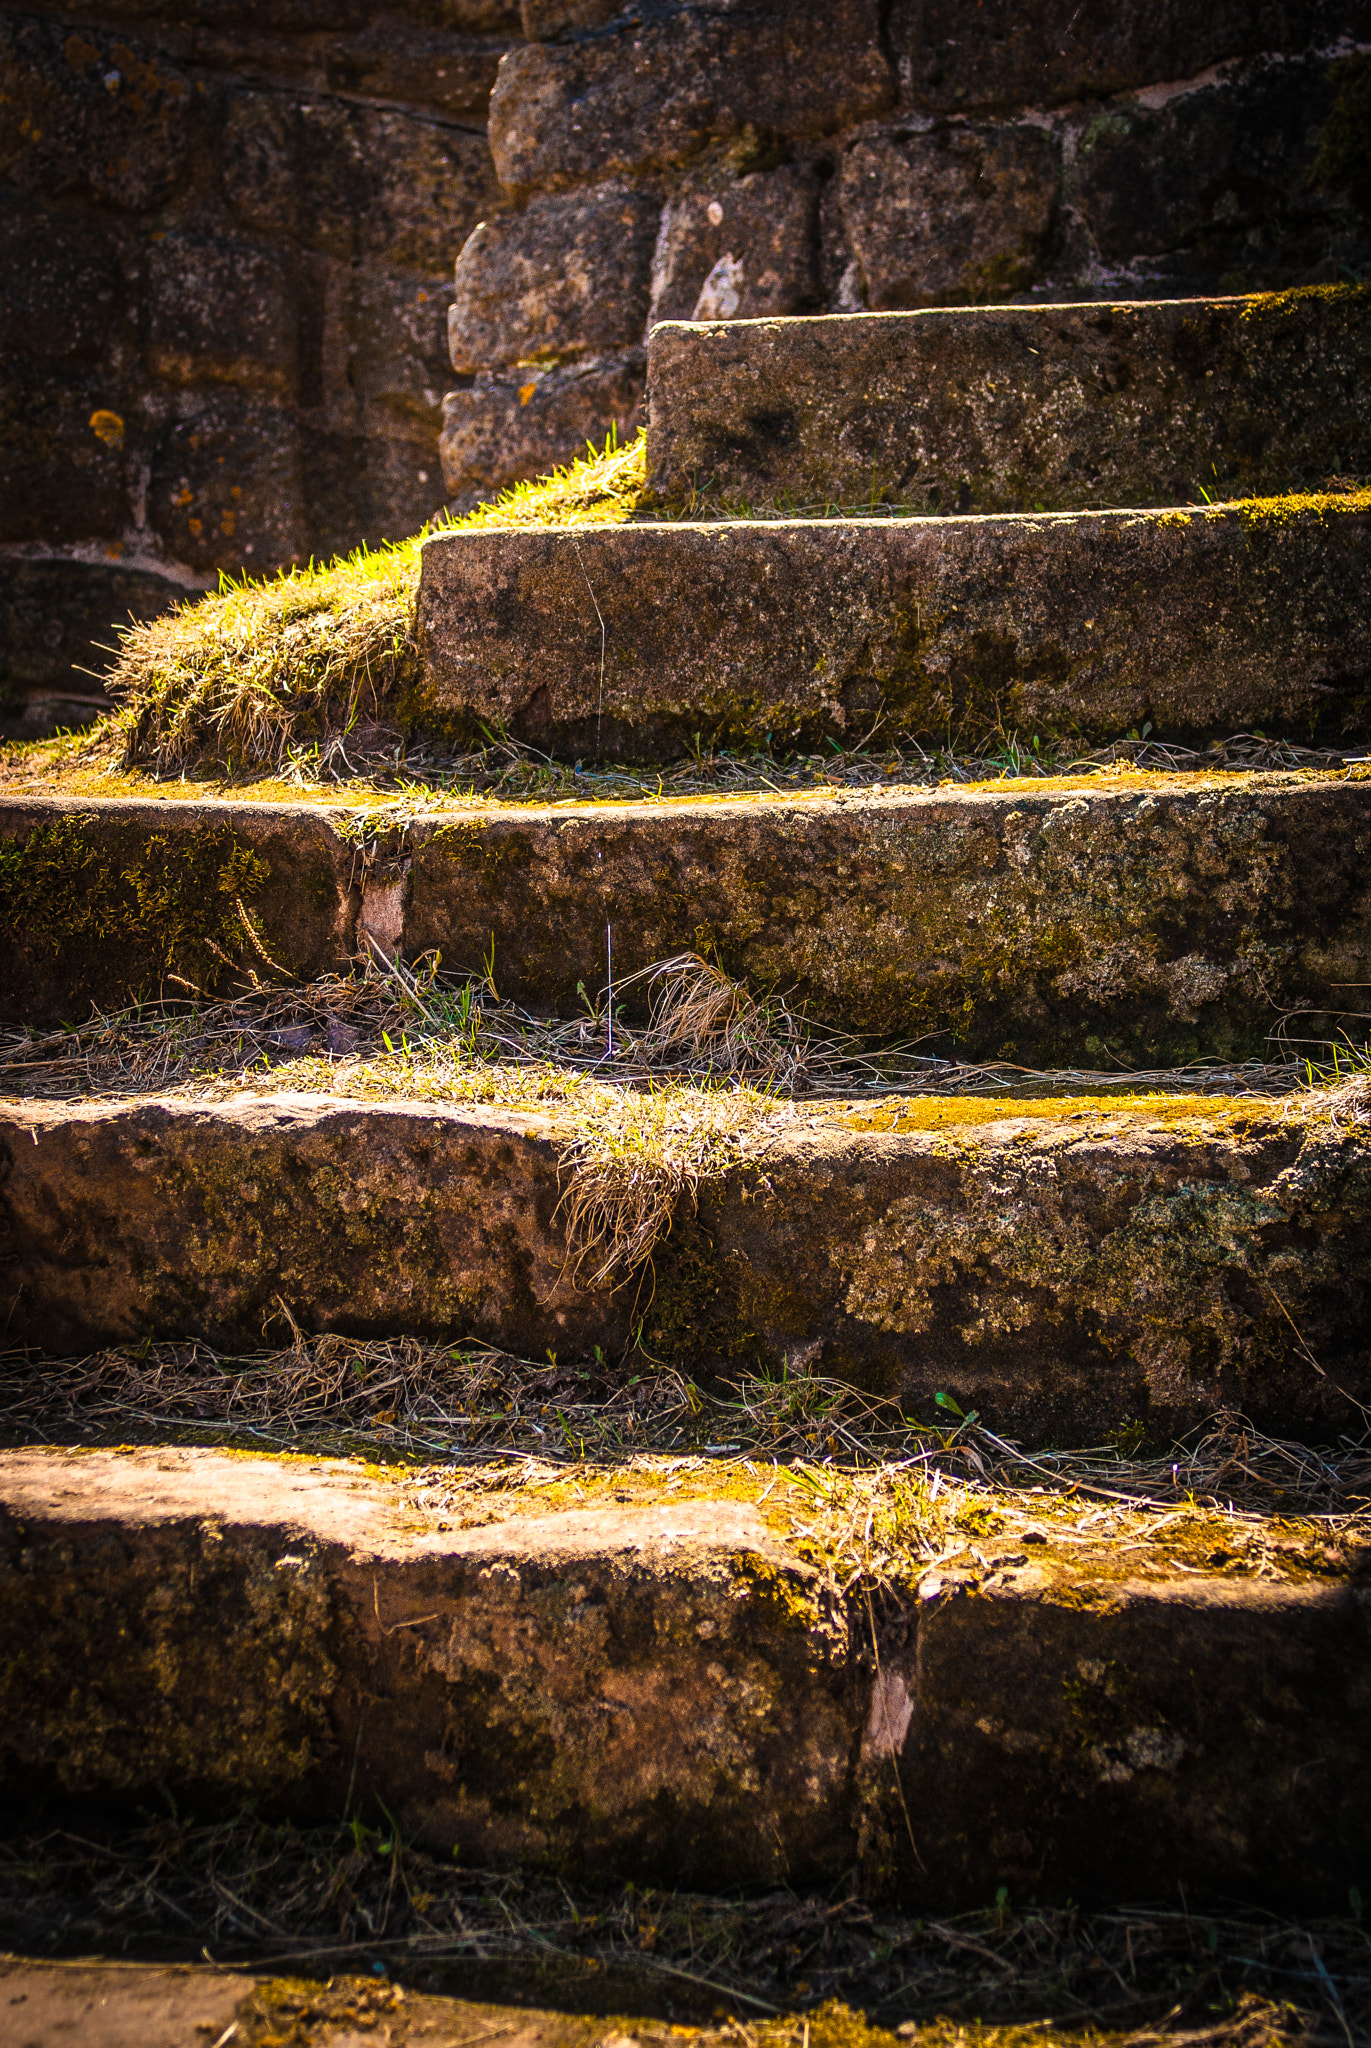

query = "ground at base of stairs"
[2,1446,1370,1916]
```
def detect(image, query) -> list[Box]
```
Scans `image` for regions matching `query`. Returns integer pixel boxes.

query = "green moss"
[0,813,273,992]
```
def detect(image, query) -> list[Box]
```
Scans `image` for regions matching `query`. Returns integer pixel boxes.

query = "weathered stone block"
[345,270,453,422]
[488,0,894,199]
[0,559,194,704]
[0,364,128,544]
[890,0,1365,117]
[648,163,822,325]
[5,1092,1371,1441]
[646,288,1371,512]
[439,353,642,501]
[1076,54,1346,265]
[448,183,659,371]
[0,796,355,1024]
[417,500,1371,756]
[0,197,122,361]
[0,14,192,212]
[146,232,298,393]
[2,1449,1369,1903]
[149,398,307,571]
[835,121,1060,309]
[221,91,497,272]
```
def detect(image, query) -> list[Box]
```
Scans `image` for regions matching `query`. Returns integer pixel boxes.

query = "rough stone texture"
[449,183,660,372]
[418,501,1371,756]
[439,354,644,502]
[8,770,1368,1064]
[446,15,1369,517]
[0,558,191,740]
[402,774,1371,1063]
[647,288,1371,511]
[6,1092,1371,1442]
[0,1960,247,2048]
[890,0,1367,117]
[10,774,1371,1061]
[0,1965,620,2048]
[3,1447,1371,1905]
[487,0,894,200]
[0,0,515,719]
[0,795,357,1021]
[837,123,1061,310]
[0,1448,859,1884]
[884,1565,1371,1908]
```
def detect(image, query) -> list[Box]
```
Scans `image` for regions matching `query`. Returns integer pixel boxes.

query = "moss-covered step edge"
[646,285,1371,516]
[416,496,1371,762]
[7,1089,1371,1443]
[4,1443,1370,1909]
[9,774,1371,1066]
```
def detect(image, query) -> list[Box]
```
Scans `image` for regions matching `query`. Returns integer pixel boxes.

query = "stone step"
[7,774,1371,1066]
[646,287,1371,514]
[3,1445,1369,1907]
[416,495,1370,761]
[6,1087,1371,1442]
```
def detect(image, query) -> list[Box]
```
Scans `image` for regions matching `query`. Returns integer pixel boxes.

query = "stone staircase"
[3,287,1371,1914]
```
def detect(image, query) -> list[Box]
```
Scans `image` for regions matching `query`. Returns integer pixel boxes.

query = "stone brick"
[836,123,1059,309]
[1076,55,1344,268]
[0,366,128,545]
[0,558,195,705]
[150,399,306,572]
[648,163,822,325]
[0,14,193,212]
[891,0,1369,118]
[0,197,122,362]
[145,232,298,393]
[439,354,643,501]
[221,91,497,271]
[345,271,453,423]
[448,183,658,372]
[488,0,894,199]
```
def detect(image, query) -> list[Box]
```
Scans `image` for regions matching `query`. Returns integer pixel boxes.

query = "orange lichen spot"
[89,409,125,449]
[518,382,538,406]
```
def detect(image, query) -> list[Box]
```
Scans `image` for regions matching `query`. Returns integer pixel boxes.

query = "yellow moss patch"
[832,1093,1265,1134]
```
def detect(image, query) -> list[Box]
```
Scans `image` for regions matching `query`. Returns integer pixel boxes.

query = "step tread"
[646,287,1371,514]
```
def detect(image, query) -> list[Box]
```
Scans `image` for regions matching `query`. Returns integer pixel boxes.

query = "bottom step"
[2,1447,1368,1910]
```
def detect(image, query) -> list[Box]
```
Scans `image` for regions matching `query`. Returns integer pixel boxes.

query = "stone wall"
[4,0,1369,735]
[443,0,1371,505]
[0,0,521,735]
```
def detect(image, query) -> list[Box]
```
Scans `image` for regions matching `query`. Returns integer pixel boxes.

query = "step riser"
[8,782,1371,1066]
[3,1450,1368,1909]
[7,1094,1371,1442]
[647,291,1371,512]
[0,795,358,1026]
[418,504,1371,760]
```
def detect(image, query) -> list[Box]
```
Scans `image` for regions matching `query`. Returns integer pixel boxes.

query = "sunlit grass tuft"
[110,428,648,776]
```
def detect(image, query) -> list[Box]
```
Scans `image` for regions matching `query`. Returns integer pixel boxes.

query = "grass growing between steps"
[14,417,1367,789]
[0,956,1335,1290]
[102,429,648,777]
